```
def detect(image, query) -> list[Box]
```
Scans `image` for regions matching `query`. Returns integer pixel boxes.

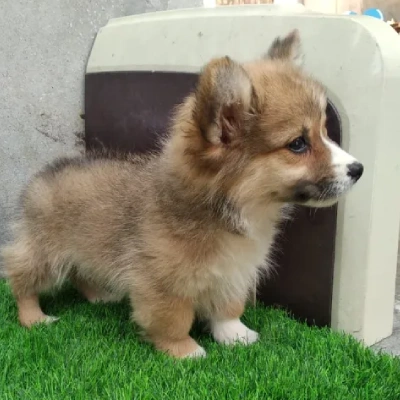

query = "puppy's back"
[23,155,149,224]
[3,155,153,288]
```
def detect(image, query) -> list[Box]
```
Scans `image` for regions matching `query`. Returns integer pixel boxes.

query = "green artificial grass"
[1,280,399,400]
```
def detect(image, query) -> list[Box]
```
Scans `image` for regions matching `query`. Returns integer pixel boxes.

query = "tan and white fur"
[2,30,363,358]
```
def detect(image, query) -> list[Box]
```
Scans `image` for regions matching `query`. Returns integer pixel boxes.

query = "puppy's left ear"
[265,29,304,67]
[194,56,256,146]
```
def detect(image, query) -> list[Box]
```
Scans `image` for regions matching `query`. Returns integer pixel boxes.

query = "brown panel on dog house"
[85,72,198,154]
[85,71,340,327]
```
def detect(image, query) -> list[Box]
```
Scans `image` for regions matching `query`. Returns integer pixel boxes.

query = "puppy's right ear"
[265,29,303,67]
[193,56,255,147]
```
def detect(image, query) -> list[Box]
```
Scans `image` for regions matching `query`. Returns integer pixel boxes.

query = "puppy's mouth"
[289,179,355,208]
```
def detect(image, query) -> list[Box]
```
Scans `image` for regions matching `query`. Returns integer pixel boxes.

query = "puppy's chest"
[216,231,273,272]
[194,224,277,294]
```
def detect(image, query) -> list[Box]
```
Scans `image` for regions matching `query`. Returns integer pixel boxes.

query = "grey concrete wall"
[0,0,201,250]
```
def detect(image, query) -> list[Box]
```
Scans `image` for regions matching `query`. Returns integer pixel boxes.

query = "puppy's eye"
[288,137,308,154]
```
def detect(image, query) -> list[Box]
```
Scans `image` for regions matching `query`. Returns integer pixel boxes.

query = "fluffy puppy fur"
[2,30,363,358]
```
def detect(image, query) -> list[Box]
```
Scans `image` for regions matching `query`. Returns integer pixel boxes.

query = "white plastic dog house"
[85,5,400,345]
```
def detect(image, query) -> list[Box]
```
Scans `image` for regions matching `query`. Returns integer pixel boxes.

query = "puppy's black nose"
[347,162,364,181]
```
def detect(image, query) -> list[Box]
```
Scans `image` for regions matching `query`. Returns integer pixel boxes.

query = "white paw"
[44,315,60,324]
[184,345,207,359]
[211,319,259,345]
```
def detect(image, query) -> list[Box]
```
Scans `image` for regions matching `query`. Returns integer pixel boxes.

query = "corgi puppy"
[2,30,363,358]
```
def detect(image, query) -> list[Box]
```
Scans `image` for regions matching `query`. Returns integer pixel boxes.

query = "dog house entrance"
[85,71,341,326]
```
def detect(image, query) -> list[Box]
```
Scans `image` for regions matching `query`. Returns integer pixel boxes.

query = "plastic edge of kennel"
[331,18,400,346]
[85,7,400,346]
[86,6,316,75]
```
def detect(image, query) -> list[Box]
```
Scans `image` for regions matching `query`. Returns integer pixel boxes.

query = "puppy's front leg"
[131,290,206,358]
[210,300,259,345]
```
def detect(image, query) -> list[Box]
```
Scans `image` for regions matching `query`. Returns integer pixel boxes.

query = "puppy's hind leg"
[2,239,61,328]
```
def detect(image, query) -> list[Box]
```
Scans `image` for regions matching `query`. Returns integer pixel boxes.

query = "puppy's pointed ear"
[265,29,303,67]
[193,56,255,146]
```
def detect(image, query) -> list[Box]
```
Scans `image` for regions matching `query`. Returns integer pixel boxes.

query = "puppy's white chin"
[300,179,357,208]
[302,198,340,208]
